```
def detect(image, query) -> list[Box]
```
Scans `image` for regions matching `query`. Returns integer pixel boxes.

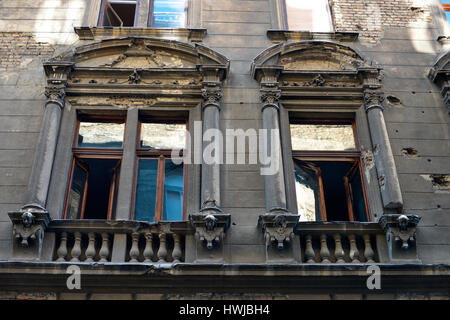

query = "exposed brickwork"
[330,0,433,43]
[0,32,54,71]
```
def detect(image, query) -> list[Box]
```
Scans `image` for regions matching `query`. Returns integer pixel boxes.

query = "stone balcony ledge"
[74,26,207,42]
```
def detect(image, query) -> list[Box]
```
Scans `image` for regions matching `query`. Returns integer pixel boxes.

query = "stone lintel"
[74,27,207,43]
[266,29,359,43]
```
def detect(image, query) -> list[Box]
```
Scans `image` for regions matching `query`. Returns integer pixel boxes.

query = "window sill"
[74,26,207,43]
[267,29,359,43]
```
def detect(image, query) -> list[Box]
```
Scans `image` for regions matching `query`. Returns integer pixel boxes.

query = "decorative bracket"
[379,214,421,250]
[258,213,299,250]
[8,204,51,248]
[189,212,231,250]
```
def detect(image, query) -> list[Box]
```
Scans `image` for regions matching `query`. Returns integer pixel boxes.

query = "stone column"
[199,82,223,215]
[189,73,230,258]
[256,76,299,259]
[364,90,403,211]
[24,85,66,209]
[260,87,289,215]
[8,62,72,260]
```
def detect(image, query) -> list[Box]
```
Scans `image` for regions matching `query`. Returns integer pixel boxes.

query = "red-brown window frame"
[63,115,125,220]
[130,117,188,222]
[290,119,371,222]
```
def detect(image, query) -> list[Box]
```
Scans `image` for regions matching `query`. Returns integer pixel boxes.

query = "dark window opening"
[67,158,121,220]
[64,115,125,220]
[99,0,138,27]
[290,119,370,222]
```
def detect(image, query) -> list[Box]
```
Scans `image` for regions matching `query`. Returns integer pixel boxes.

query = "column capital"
[44,83,66,109]
[260,87,281,111]
[201,82,222,110]
[364,90,384,112]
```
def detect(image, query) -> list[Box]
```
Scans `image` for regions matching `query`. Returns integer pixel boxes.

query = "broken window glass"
[77,121,125,148]
[140,122,186,149]
[294,160,322,222]
[290,123,356,151]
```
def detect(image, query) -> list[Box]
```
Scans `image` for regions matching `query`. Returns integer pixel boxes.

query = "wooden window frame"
[98,0,140,27]
[147,0,188,28]
[131,117,188,222]
[291,119,370,222]
[63,115,125,220]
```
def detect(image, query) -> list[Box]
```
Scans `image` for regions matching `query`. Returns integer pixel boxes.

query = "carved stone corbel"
[379,214,421,250]
[8,204,51,249]
[189,212,231,250]
[379,214,421,263]
[258,213,298,250]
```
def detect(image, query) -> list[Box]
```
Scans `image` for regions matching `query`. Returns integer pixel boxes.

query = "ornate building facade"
[0,0,449,300]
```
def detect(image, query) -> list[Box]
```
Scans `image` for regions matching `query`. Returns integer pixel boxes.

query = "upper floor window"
[132,116,187,223]
[442,0,450,23]
[98,0,187,28]
[290,119,369,223]
[284,0,333,32]
[64,115,125,220]
[99,0,138,27]
[150,0,187,28]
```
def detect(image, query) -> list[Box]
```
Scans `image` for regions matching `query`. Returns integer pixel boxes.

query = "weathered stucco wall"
[0,0,91,259]
[0,0,449,268]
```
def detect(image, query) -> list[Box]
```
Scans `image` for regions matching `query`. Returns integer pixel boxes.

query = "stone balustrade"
[45,220,190,263]
[126,224,187,263]
[295,222,388,263]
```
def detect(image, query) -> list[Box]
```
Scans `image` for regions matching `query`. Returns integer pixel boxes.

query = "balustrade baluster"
[99,233,110,262]
[333,233,345,263]
[305,234,315,263]
[56,232,68,262]
[85,232,96,262]
[143,233,154,262]
[157,233,168,263]
[172,234,182,263]
[129,232,140,262]
[319,234,331,263]
[70,232,82,262]
[363,234,375,263]
[348,234,360,263]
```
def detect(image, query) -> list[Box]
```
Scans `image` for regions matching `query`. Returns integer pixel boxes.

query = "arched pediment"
[252,41,370,73]
[429,51,450,82]
[51,37,229,71]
